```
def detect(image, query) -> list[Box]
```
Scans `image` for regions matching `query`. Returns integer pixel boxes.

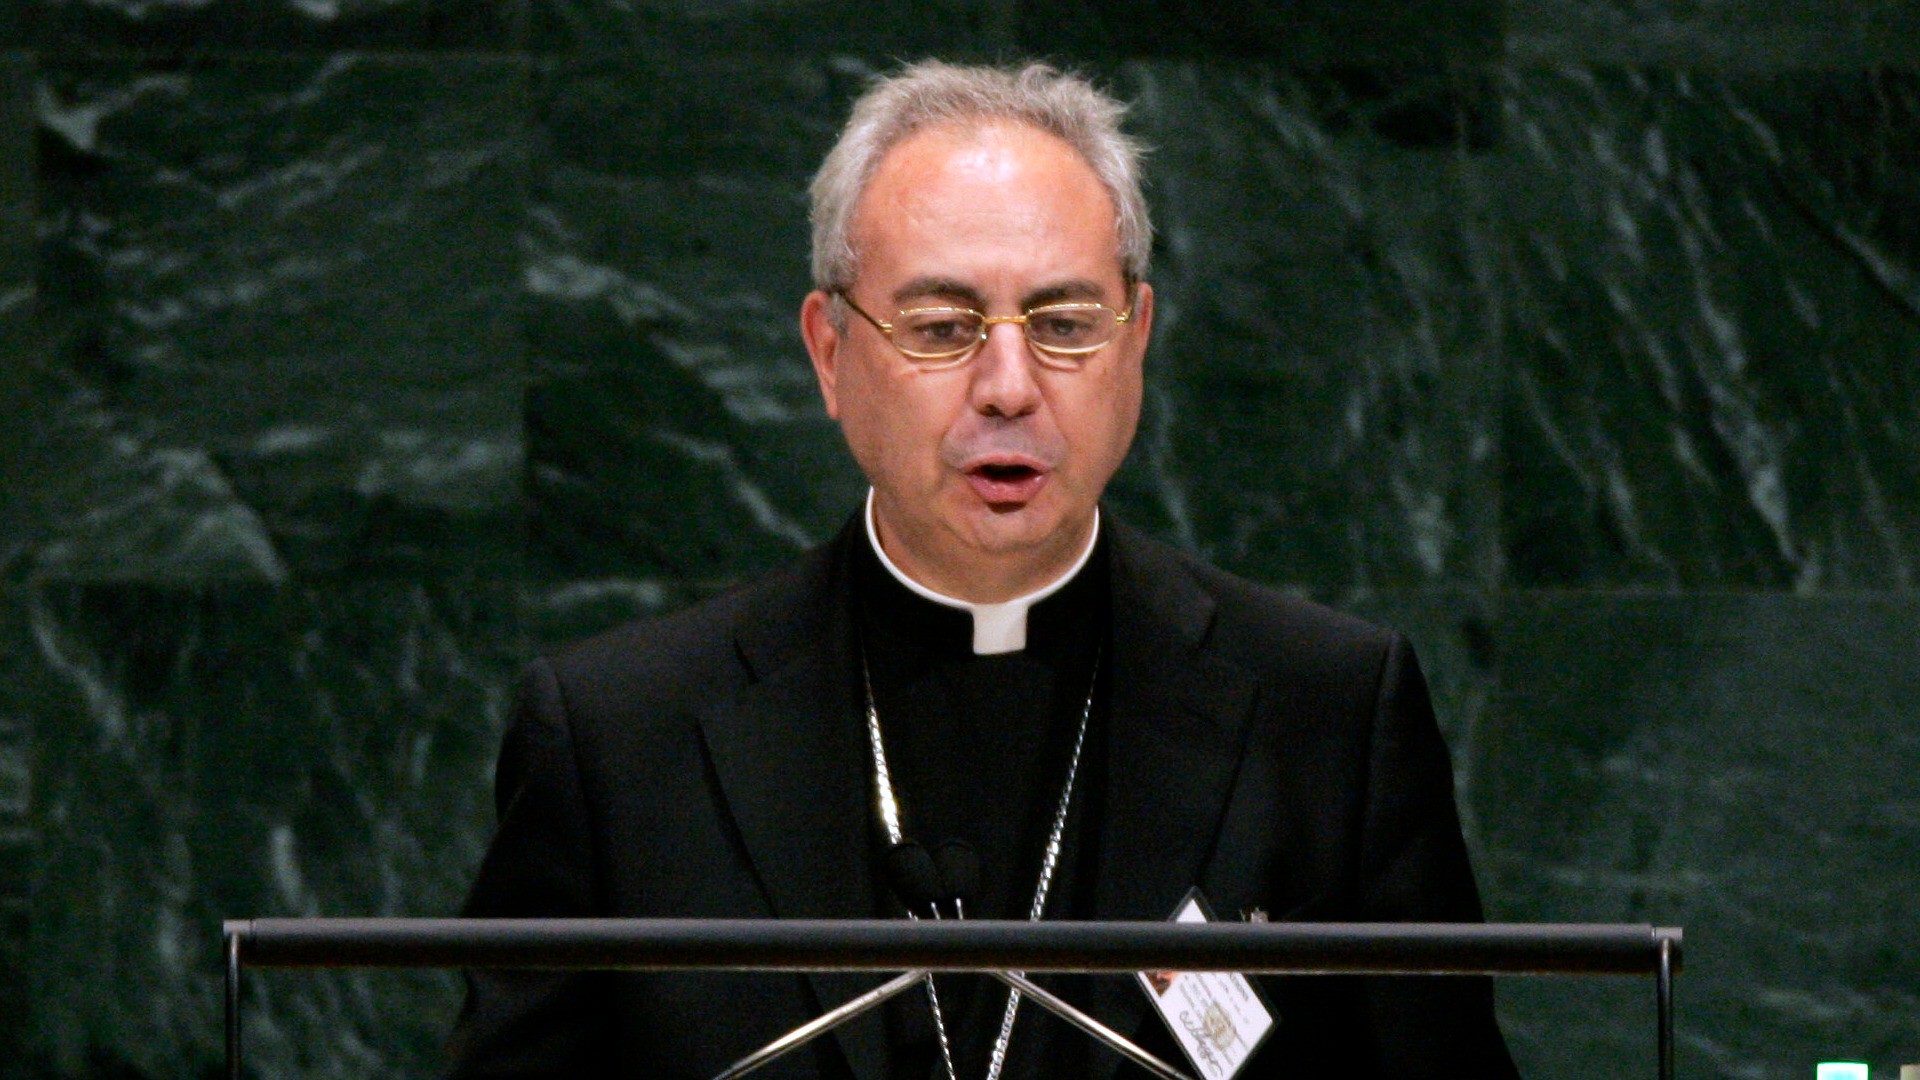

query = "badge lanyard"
[861,647,1100,1080]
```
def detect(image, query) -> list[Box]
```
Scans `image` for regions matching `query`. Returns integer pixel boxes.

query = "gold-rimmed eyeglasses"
[837,290,1136,371]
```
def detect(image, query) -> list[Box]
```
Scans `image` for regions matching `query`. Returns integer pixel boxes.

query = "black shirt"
[852,530,1111,1080]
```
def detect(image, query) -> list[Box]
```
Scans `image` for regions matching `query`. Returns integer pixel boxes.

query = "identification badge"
[1135,889,1277,1080]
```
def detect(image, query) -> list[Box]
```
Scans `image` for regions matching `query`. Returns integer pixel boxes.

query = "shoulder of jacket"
[536,539,835,717]
[1112,520,1401,677]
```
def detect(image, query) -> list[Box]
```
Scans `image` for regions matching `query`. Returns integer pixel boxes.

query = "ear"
[800,289,844,420]
[1127,281,1155,352]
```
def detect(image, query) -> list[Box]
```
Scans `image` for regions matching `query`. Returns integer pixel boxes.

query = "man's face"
[801,120,1152,599]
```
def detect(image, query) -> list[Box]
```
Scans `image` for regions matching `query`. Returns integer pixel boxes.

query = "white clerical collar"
[864,490,1100,656]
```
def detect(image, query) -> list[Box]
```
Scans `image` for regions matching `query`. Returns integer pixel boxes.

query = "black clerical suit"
[448,512,1517,1079]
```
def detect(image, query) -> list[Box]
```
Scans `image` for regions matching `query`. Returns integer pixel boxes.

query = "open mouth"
[973,462,1039,483]
[963,459,1049,507]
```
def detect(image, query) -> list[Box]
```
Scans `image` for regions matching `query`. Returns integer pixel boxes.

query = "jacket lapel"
[693,519,1263,1080]
[1091,525,1260,1074]
[698,525,889,1079]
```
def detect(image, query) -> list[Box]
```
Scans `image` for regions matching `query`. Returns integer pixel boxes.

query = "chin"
[958,502,1077,554]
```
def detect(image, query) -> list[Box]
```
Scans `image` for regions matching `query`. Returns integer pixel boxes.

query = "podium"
[221,918,1683,1079]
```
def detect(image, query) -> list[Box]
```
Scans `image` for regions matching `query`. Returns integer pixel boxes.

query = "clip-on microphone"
[931,839,980,920]
[886,838,980,920]
[884,839,945,918]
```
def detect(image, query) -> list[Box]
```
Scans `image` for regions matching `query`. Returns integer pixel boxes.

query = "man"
[449,61,1517,1079]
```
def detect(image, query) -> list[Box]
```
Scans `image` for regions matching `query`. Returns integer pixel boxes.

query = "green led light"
[1816,1064,1869,1080]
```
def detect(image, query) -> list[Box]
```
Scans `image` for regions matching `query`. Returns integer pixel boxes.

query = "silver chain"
[862,648,1100,1080]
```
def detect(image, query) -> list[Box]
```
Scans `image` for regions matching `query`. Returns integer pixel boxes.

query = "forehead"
[848,120,1125,297]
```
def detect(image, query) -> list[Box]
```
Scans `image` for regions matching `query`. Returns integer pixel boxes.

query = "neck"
[864,492,1099,654]
[865,492,1097,604]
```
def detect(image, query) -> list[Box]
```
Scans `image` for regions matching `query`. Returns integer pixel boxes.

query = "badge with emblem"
[1136,888,1278,1080]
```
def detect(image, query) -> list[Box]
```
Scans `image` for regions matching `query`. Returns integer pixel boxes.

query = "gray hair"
[808,60,1152,295]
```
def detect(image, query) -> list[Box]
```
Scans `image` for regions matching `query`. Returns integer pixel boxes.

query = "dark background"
[3,1,1918,1077]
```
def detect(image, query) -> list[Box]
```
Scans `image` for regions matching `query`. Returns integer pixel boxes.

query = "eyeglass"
[837,290,1136,371]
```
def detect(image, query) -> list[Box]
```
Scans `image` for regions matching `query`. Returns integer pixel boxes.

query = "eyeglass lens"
[892,305,1118,359]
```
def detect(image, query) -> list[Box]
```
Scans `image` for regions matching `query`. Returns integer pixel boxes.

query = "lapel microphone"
[886,839,981,919]
[931,839,980,920]
[884,840,944,918]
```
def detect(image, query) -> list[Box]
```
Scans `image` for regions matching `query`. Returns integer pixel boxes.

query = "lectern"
[222,918,1683,1079]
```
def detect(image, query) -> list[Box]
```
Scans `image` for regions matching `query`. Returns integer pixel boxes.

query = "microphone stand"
[710,965,1196,1080]
[987,970,1192,1080]
[711,969,926,1080]
[715,839,1198,1080]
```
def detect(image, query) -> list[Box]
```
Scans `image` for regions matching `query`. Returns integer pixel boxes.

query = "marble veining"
[1499,69,1920,589]
[1,26,1917,1080]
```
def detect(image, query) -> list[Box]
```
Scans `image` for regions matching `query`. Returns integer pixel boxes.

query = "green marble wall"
[2,2,1916,1078]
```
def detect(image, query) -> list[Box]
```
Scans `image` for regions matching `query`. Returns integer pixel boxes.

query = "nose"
[966,320,1042,418]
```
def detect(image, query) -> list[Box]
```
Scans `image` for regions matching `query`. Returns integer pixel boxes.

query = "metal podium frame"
[221,918,1683,1079]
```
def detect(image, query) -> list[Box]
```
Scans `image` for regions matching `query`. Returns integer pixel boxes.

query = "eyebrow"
[890,276,1115,310]
[1021,279,1109,307]
[892,277,986,309]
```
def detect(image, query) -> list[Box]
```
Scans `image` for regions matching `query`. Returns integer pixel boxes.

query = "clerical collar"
[863,490,1101,656]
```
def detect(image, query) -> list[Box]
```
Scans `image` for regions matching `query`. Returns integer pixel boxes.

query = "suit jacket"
[447,516,1517,1079]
